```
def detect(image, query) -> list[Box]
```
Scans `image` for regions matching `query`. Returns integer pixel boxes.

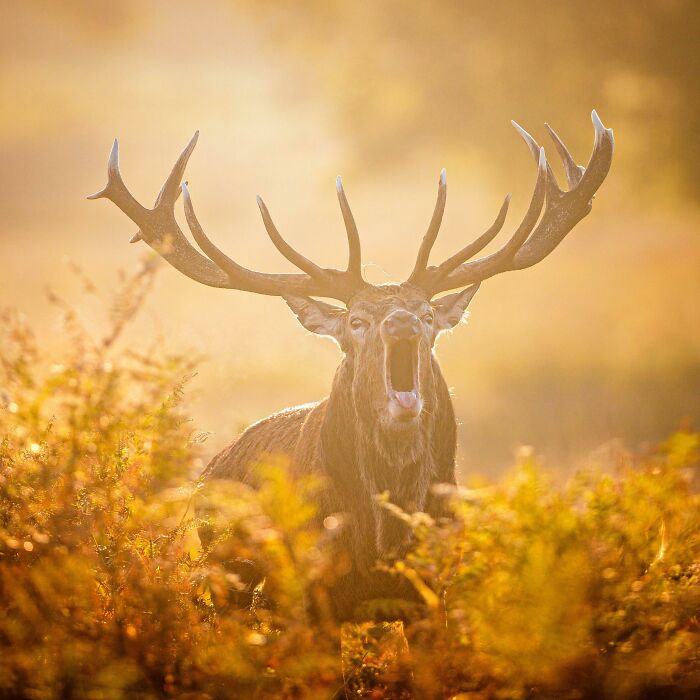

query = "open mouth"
[385,339,422,419]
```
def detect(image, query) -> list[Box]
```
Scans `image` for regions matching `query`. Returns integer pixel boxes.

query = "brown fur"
[197,283,474,619]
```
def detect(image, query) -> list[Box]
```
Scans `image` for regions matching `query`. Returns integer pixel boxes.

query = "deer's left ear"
[283,295,345,341]
[433,283,481,331]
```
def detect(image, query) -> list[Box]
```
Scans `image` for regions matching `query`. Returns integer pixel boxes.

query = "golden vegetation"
[1,270,698,698]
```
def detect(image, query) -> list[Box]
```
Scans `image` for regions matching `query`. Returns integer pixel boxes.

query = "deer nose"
[383,310,421,340]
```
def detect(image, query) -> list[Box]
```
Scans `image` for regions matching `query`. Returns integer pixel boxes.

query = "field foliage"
[1,269,698,699]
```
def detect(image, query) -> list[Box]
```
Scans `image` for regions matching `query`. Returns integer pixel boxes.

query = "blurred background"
[1,0,698,479]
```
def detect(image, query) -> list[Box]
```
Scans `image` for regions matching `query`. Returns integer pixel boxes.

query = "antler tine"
[407,169,447,283]
[544,122,584,188]
[182,183,254,280]
[511,120,563,198]
[428,193,511,282]
[256,196,329,280]
[87,140,150,225]
[158,131,199,207]
[129,136,196,244]
[336,176,362,278]
[574,110,614,203]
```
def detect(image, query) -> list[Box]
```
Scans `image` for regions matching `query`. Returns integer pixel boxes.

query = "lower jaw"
[385,395,423,428]
[384,417,420,433]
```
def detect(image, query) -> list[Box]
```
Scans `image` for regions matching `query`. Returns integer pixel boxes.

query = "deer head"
[89,113,613,437]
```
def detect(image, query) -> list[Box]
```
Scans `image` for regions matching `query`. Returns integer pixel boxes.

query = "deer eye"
[350,317,368,331]
[423,313,434,325]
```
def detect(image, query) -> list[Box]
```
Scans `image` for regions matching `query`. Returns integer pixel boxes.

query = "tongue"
[395,391,418,410]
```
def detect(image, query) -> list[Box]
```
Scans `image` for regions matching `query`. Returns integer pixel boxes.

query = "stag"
[89,112,614,619]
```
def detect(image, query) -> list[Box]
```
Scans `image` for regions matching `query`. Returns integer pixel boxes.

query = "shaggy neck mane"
[321,355,456,562]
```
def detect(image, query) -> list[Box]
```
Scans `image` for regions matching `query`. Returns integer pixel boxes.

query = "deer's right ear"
[283,295,346,342]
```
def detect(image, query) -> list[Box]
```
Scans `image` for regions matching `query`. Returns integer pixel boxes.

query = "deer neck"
[322,356,454,498]
[321,356,456,562]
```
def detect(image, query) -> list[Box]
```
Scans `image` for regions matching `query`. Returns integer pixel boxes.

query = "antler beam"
[407,111,614,297]
[88,135,368,302]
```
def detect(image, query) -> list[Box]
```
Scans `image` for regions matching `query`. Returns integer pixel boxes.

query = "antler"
[88,134,368,303]
[407,111,614,297]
